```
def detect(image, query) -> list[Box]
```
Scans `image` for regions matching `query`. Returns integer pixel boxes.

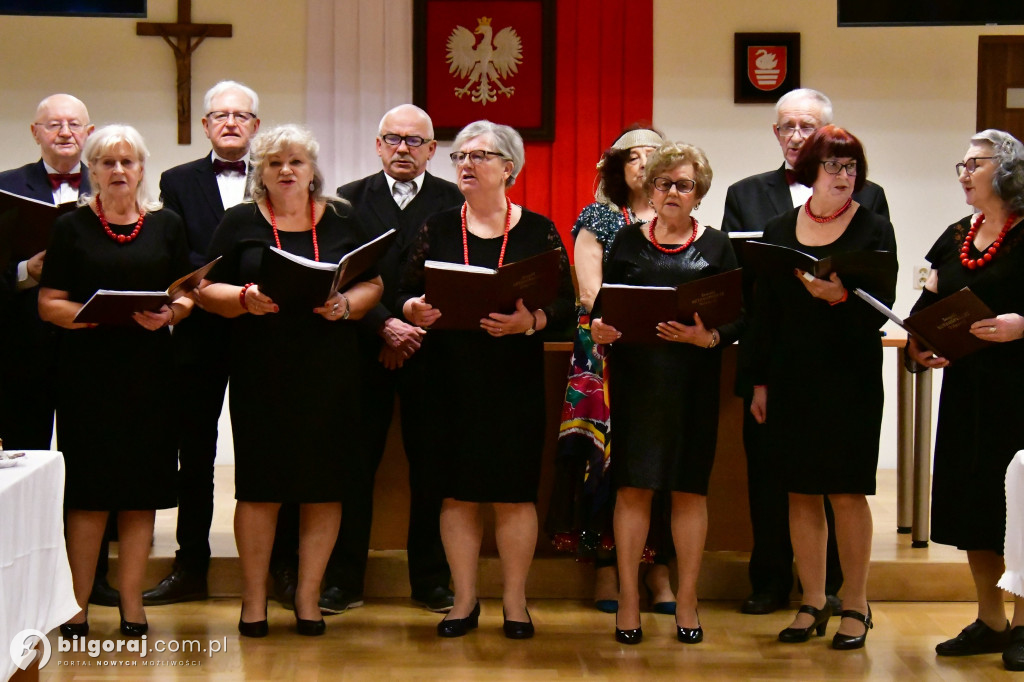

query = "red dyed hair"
[792,124,867,193]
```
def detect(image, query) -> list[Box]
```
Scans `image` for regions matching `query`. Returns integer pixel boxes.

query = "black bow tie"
[213,159,246,175]
[785,169,798,186]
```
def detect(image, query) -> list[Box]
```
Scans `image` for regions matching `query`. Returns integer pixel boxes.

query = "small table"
[1,450,79,682]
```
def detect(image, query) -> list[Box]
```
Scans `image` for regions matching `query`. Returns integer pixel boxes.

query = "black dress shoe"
[118,605,149,637]
[832,606,872,650]
[437,601,480,638]
[503,608,534,639]
[238,601,269,638]
[778,602,832,643]
[142,567,208,606]
[271,565,298,611]
[615,626,643,645]
[413,586,455,613]
[89,579,120,607]
[1003,626,1024,671]
[936,619,1011,656]
[676,610,703,644]
[826,594,843,616]
[741,592,788,615]
[318,586,364,615]
[296,616,326,636]
[59,621,89,638]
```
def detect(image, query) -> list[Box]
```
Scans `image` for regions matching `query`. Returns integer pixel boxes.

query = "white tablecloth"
[0,450,78,681]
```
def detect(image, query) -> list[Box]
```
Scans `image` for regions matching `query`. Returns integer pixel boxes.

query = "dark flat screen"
[0,1,146,17]
[839,0,1024,27]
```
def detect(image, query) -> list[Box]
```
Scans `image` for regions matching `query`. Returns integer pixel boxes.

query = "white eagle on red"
[445,16,522,105]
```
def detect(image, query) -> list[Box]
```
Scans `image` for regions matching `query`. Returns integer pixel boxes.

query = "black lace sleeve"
[540,220,576,338]
[395,218,434,322]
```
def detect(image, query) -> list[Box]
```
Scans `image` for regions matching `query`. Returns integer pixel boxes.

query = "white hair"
[203,80,259,115]
[377,104,435,138]
[451,120,525,187]
[81,124,161,212]
[775,88,833,126]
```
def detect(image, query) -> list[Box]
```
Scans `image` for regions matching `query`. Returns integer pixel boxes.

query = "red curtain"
[506,0,654,262]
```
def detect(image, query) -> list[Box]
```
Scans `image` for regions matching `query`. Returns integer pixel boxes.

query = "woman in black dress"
[908,130,1024,670]
[591,143,741,645]
[200,125,383,637]
[748,126,897,650]
[38,124,194,637]
[399,121,574,639]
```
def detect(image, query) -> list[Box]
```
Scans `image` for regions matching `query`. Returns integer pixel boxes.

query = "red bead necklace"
[267,198,319,262]
[621,206,633,226]
[961,212,1018,269]
[804,196,853,223]
[95,196,144,244]
[648,215,698,254]
[462,197,511,267]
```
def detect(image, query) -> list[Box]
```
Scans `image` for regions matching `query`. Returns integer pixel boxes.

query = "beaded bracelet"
[239,282,256,311]
[706,328,720,349]
[829,288,849,306]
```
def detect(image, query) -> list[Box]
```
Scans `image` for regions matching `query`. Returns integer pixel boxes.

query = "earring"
[648,199,654,207]
[309,181,315,192]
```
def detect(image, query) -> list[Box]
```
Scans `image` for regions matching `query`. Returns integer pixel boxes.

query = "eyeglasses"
[450,150,508,166]
[821,160,858,176]
[651,176,696,194]
[777,124,817,138]
[207,111,257,124]
[955,156,996,176]
[34,120,86,134]
[380,133,432,148]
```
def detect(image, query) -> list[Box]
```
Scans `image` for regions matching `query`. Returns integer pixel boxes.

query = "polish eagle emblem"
[445,16,523,105]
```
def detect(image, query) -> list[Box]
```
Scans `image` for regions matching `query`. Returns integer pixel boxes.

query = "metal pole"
[896,362,914,533]
[912,369,933,547]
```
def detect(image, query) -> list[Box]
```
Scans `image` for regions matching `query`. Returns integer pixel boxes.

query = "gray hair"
[451,120,525,187]
[775,88,833,126]
[81,124,162,212]
[971,129,1024,214]
[247,124,335,205]
[378,104,434,138]
[203,80,259,116]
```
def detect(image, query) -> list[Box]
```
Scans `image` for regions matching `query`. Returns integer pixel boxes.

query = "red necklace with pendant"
[462,197,511,266]
[648,215,698,254]
[961,212,1017,269]
[96,196,144,244]
[267,198,319,262]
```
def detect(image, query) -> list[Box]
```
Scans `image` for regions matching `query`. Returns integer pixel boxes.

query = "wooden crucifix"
[137,0,232,144]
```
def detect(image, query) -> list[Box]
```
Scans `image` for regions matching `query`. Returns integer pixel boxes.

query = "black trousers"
[743,397,843,598]
[322,347,450,594]
[172,314,230,573]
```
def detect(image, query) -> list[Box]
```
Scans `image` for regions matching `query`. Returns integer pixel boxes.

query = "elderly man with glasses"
[311,104,463,615]
[721,88,889,617]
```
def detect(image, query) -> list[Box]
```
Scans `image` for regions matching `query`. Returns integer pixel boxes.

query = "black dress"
[915,216,1024,552]
[749,206,897,495]
[396,206,575,503]
[39,205,191,511]
[205,201,374,503]
[601,225,742,494]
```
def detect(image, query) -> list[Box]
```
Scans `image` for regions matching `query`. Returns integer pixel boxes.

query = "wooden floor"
[38,599,1021,680]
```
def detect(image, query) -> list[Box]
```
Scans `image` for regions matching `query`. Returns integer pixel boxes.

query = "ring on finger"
[990,326,997,332]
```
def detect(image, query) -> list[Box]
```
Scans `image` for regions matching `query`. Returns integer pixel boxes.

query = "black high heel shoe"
[778,602,831,643]
[615,612,643,645]
[832,606,872,650]
[59,620,89,638]
[676,610,703,644]
[437,601,480,638]
[118,605,148,637]
[295,615,326,637]
[503,608,534,639]
[238,601,269,638]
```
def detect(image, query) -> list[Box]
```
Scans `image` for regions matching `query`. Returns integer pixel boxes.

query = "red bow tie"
[785,169,798,186]
[48,172,81,190]
[213,159,247,175]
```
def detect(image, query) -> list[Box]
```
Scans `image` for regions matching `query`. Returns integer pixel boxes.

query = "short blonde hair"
[643,142,713,200]
[81,124,161,212]
[247,124,332,204]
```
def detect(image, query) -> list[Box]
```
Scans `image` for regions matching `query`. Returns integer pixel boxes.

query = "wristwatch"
[524,311,538,336]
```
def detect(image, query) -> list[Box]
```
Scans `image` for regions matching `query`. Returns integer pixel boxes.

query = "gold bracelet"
[706,328,720,349]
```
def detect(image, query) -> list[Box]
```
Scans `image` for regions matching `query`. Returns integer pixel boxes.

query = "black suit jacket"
[0,158,92,203]
[159,154,231,363]
[722,164,889,233]
[337,170,463,332]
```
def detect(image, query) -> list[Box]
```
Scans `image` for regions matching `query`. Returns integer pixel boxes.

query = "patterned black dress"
[915,216,1024,551]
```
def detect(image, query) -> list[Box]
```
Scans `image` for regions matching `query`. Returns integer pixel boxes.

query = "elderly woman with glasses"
[747,125,897,650]
[590,142,742,645]
[199,124,383,638]
[398,120,574,640]
[908,130,1024,670]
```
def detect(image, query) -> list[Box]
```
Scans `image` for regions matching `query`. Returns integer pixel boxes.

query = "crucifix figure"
[137,0,232,144]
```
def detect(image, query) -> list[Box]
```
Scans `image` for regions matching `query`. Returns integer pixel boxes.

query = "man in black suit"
[317,104,463,614]
[142,81,261,605]
[722,88,889,616]
[0,94,118,608]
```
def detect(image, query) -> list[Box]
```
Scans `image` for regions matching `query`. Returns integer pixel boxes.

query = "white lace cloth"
[999,450,1024,598]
